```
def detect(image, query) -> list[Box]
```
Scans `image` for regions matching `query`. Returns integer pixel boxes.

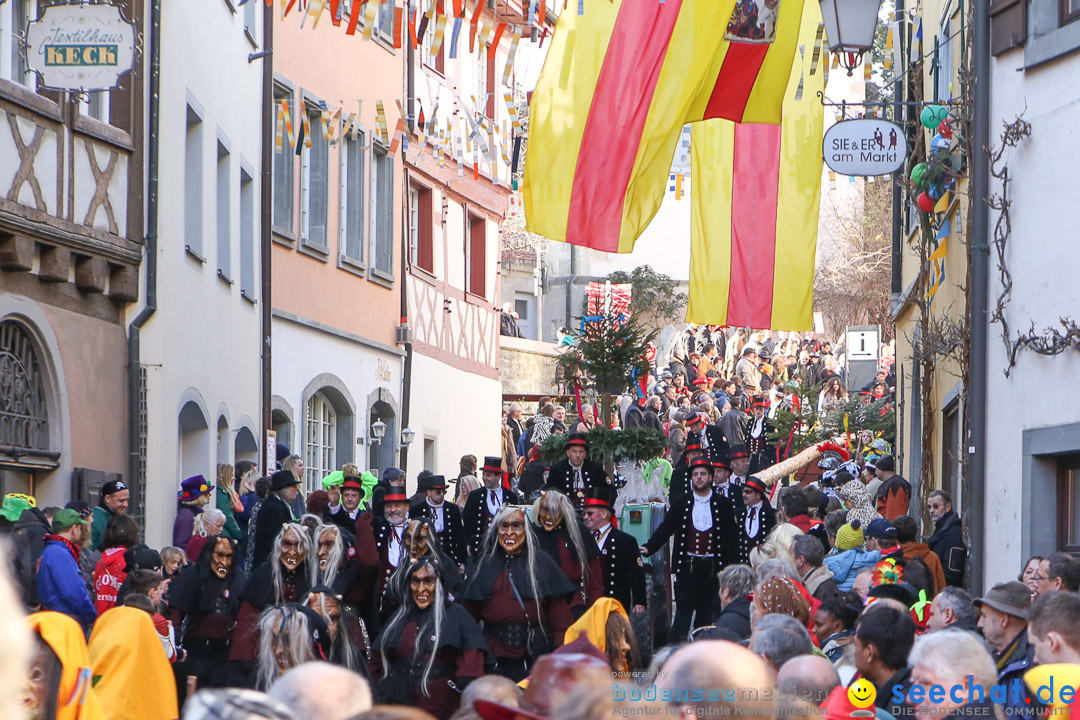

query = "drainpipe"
[399,18,415,473]
[967,0,991,595]
[127,0,160,516]
[259,3,274,472]
[890,0,904,299]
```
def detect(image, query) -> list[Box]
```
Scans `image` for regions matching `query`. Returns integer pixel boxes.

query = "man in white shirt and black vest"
[738,476,776,562]
[462,456,521,557]
[640,456,740,641]
[409,474,466,566]
[581,486,647,616]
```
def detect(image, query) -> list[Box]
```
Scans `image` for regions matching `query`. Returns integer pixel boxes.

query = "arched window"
[0,320,50,453]
[305,392,336,491]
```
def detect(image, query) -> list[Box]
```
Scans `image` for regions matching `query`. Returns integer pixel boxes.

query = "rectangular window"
[340,132,366,264]
[216,139,231,280]
[240,167,255,300]
[370,145,394,277]
[81,91,110,123]
[301,102,329,249]
[244,0,258,43]
[377,0,395,40]
[185,105,204,258]
[9,0,35,88]
[1064,0,1080,25]
[935,20,954,102]
[409,182,433,273]
[273,84,295,234]
[941,400,961,506]
[422,2,445,74]
[1056,456,1080,553]
[466,211,486,297]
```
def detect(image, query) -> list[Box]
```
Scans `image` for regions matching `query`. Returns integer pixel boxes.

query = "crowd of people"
[5,326,1079,720]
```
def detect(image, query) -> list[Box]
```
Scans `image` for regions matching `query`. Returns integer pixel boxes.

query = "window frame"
[1062,0,1080,25]
[1056,456,1080,554]
[184,98,206,263]
[465,209,486,299]
[304,392,337,495]
[408,180,434,274]
[369,142,395,284]
[272,80,297,242]
[216,133,233,284]
[239,162,256,302]
[299,96,330,257]
[338,127,368,272]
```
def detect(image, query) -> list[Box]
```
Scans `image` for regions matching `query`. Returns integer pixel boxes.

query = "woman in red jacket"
[92,514,139,614]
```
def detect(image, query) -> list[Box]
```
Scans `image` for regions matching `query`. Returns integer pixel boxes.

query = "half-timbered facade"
[402,1,532,475]
[0,0,143,507]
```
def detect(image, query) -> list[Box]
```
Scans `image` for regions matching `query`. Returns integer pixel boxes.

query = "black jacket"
[410,500,467,565]
[12,507,52,606]
[736,501,777,562]
[326,504,361,535]
[643,491,740,576]
[927,511,965,587]
[252,494,295,568]
[545,458,611,509]
[597,527,648,612]
[713,596,751,641]
[462,486,522,557]
[718,410,750,447]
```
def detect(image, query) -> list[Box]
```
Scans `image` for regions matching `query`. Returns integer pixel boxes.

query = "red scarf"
[45,533,81,564]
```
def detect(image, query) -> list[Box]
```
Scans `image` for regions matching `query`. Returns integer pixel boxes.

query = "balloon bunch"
[910,104,957,214]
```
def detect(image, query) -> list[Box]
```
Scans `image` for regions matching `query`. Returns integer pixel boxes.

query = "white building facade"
[981,2,1080,582]
[136,0,264,546]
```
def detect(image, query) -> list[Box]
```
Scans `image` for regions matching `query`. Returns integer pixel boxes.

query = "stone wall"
[500,335,561,397]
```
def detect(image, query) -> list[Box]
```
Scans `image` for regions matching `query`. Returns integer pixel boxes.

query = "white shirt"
[387,522,405,568]
[715,480,732,499]
[744,501,763,538]
[426,498,445,533]
[485,487,503,515]
[692,491,714,532]
[593,523,612,551]
[572,464,585,491]
[328,502,360,520]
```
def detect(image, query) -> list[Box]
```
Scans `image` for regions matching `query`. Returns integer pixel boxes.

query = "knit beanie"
[836,519,865,551]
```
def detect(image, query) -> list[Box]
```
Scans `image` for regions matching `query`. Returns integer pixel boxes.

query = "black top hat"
[567,433,588,447]
[712,457,731,471]
[583,486,616,512]
[743,476,768,496]
[729,445,749,460]
[688,456,714,474]
[420,474,448,491]
[270,469,300,491]
[481,456,503,474]
[341,476,364,491]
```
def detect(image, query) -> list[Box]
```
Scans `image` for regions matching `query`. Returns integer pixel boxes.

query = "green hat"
[321,471,345,491]
[0,493,35,522]
[51,508,89,532]
[836,519,865,551]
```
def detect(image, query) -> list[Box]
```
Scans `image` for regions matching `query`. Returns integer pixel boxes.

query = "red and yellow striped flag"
[524,0,806,254]
[686,0,825,331]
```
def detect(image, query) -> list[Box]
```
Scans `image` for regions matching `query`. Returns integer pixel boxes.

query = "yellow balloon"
[848,679,878,709]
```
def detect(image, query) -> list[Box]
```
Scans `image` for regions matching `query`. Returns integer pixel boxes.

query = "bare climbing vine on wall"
[985,114,1079,376]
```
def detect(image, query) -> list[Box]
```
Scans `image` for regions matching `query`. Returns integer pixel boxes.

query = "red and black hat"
[685,412,706,426]
[684,435,703,453]
[750,396,769,410]
[688,456,714,474]
[583,486,616,513]
[342,476,364,491]
[693,376,711,386]
[730,445,750,460]
[713,457,731,471]
[567,433,588,448]
[743,476,768,496]
[420,474,448,491]
[383,488,410,503]
[481,456,503,474]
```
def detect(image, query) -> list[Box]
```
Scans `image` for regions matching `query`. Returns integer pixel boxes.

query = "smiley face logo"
[848,679,877,709]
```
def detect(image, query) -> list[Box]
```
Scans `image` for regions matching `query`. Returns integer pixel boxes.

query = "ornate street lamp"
[370,419,386,446]
[820,0,883,75]
[400,427,416,447]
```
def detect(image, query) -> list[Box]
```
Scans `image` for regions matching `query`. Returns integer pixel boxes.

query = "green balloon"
[920,105,948,129]
[910,163,929,189]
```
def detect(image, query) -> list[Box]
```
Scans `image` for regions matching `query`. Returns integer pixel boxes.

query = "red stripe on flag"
[565,0,684,252]
[703,43,770,122]
[727,123,780,328]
